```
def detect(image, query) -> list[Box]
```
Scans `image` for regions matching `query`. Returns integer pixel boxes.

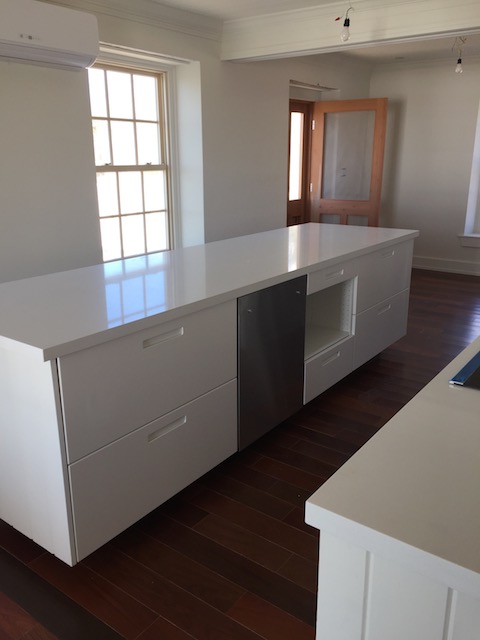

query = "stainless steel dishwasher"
[237,275,307,450]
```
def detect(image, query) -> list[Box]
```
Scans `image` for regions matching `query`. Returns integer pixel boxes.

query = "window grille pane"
[137,123,160,165]
[111,121,136,165]
[97,172,119,217]
[100,217,122,261]
[146,212,168,252]
[119,171,143,214]
[88,68,107,118]
[122,214,145,257]
[107,70,133,119]
[144,171,165,212]
[133,75,158,121]
[92,119,111,166]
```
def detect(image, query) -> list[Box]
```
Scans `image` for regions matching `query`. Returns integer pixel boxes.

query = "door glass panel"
[289,112,304,201]
[322,111,375,200]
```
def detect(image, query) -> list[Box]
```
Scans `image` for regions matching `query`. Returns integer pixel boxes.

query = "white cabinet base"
[316,532,480,640]
[69,380,237,561]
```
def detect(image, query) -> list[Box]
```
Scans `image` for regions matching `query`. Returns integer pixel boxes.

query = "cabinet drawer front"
[307,261,356,295]
[304,338,354,404]
[59,301,236,462]
[69,380,237,562]
[356,240,413,313]
[354,290,409,369]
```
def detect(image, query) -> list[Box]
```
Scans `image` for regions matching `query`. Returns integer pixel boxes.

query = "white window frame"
[91,43,188,257]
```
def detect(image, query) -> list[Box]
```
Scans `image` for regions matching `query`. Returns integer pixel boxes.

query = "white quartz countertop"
[0,223,417,360]
[306,335,480,597]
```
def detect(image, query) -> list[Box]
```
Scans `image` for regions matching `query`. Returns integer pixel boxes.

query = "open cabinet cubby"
[304,278,355,361]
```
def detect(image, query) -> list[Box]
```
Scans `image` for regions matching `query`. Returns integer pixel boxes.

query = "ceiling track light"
[336,5,354,43]
[452,36,467,74]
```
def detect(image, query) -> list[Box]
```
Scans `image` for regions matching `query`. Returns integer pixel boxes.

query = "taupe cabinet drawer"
[356,241,413,313]
[354,290,409,369]
[307,261,357,295]
[59,300,236,462]
[69,380,237,561]
[304,337,354,404]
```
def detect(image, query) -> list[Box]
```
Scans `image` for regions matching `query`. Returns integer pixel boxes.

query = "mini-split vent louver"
[0,0,99,70]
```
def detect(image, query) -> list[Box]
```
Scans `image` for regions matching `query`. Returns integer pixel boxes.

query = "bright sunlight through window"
[88,66,170,261]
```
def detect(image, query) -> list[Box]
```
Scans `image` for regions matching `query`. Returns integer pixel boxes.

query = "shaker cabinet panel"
[69,380,237,561]
[59,301,236,462]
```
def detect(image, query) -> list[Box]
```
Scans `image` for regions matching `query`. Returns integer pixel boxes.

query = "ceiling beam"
[220,0,480,61]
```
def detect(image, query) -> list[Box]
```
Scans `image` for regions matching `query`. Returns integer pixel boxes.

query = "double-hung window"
[88,66,171,261]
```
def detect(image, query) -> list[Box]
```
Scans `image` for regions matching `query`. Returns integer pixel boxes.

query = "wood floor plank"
[136,616,196,640]
[189,488,318,561]
[137,513,317,625]
[84,544,264,640]
[228,593,315,640]
[111,527,245,612]
[193,513,293,571]
[276,554,318,593]
[199,471,295,520]
[28,553,156,640]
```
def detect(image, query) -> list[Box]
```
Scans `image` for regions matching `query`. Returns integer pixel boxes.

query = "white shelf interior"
[305,279,355,360]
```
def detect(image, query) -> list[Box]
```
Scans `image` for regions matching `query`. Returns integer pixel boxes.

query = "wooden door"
[287,100,312,226]
[309,98,387,226]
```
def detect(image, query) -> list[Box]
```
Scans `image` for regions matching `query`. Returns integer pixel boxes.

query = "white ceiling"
[152,0,480,64]
[153,0,336,21]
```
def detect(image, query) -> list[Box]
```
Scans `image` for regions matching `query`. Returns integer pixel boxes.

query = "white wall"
[0,60,102,283]
[371,58,480,274]
[0,2,372,283]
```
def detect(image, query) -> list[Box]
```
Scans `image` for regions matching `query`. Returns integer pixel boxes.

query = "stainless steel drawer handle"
[148,415,187,443]
[377,303,392,316]
[322,351,341,367]
[142,327,184,349]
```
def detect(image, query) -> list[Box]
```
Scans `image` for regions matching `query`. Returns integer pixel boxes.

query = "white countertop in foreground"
[306,335,480,597]
[0,223,418,360]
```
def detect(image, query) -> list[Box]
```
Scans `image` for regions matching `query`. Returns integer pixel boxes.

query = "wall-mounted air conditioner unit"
[0,0,99,70]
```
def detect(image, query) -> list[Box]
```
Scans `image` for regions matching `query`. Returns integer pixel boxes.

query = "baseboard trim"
[413,256,480,276]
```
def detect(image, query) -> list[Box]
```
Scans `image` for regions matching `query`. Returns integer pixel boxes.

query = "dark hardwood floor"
[1,268,479,640]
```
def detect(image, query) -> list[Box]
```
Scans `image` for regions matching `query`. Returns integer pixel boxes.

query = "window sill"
[459,234,480,248]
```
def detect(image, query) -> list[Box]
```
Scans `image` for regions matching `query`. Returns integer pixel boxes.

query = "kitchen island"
[306,335,480,640]
[0,223,418,565]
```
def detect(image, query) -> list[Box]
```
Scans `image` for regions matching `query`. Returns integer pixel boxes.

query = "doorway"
[287,97,388,227]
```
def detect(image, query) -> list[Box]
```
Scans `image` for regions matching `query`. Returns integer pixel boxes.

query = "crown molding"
[44,0,222,41]
[221,0,480,61]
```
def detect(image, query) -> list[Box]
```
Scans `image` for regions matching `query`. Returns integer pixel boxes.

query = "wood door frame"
[310,98,388,226]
